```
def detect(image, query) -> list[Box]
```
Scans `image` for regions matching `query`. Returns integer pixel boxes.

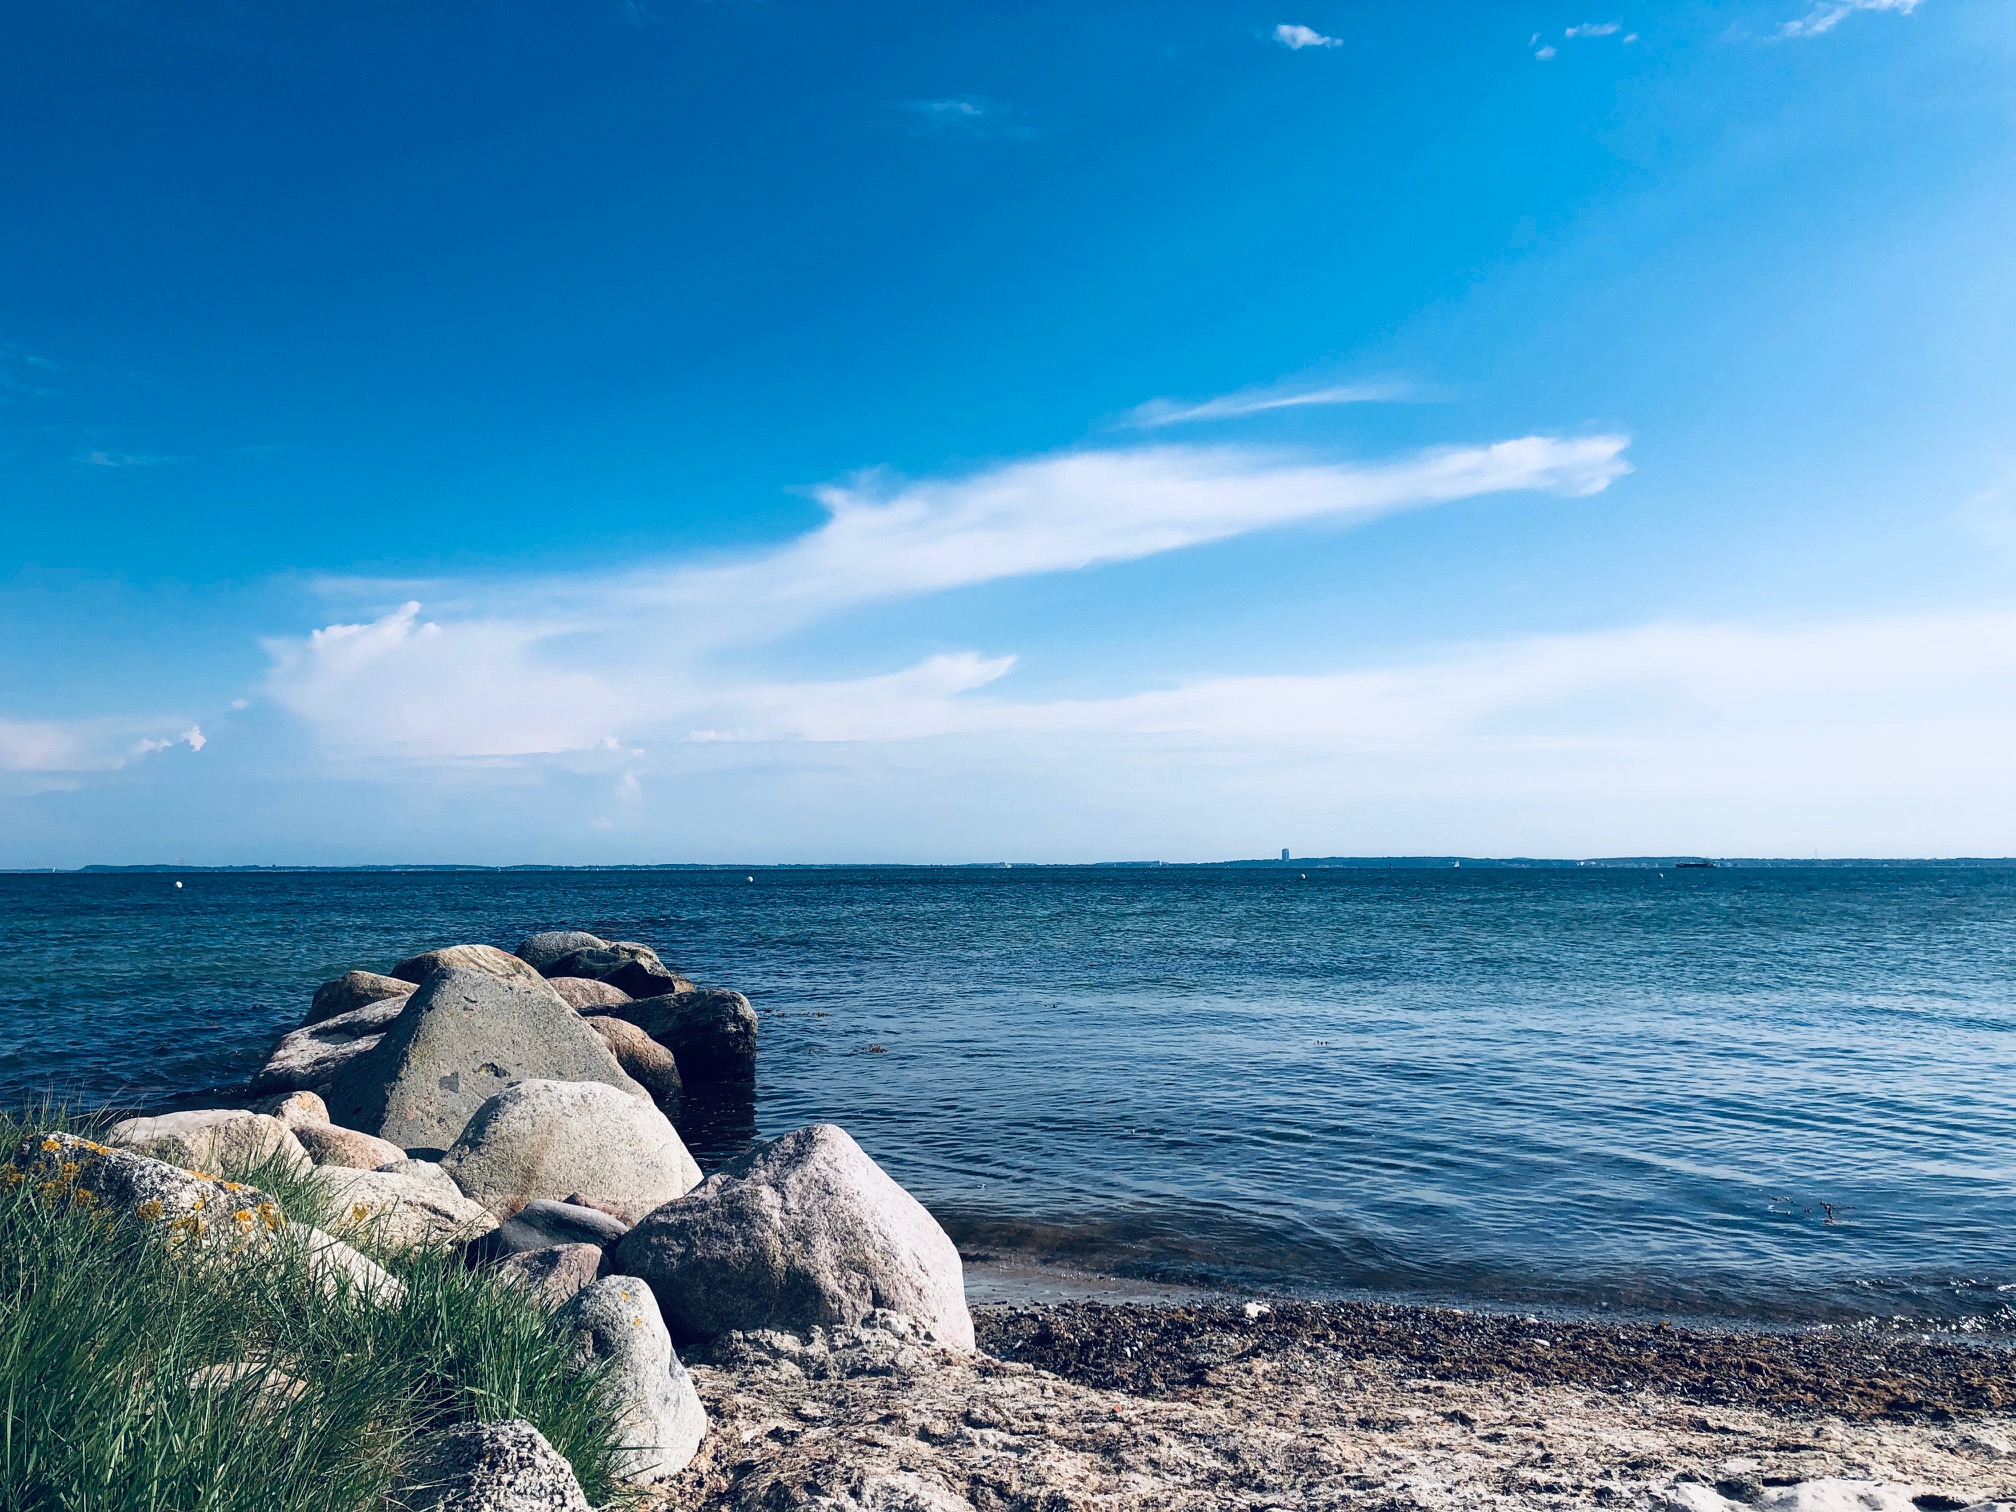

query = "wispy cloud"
[0,718,204,774]
[901,96,1034,140]
[79,449,185,469]
[263,433,1631,762]
[1779,0,1919,37]
[1564,22,1621,37]
[1273,23,1341,49]
[1124,380,1423,429]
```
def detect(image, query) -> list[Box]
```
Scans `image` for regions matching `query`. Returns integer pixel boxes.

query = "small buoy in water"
[173,880,183,889]
[747,875,755,882]
[1300,873,1307,880]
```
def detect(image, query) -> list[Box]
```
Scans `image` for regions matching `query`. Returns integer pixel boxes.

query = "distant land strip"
[10,857,2016,874]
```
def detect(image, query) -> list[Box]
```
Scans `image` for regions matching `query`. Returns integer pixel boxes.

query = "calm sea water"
[3,866,2013,1330]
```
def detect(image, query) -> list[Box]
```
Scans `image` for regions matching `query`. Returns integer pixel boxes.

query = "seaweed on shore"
[976,1299,2016,1421]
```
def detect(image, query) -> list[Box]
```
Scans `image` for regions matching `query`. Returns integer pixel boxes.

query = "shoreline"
[673,1295,2016,1510]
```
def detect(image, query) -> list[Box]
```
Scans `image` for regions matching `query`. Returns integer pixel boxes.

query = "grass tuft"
[0,1103,636,1512]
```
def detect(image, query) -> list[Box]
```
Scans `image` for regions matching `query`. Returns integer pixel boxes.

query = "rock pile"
[133,926,973,1507]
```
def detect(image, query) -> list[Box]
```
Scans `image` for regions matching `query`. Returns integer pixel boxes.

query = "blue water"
[3,866,2013,1330]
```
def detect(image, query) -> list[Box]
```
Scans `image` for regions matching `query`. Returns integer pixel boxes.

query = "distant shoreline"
[12,857,2016,874]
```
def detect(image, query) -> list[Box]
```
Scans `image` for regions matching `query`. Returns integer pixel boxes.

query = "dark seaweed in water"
[976,1300,2016,1420]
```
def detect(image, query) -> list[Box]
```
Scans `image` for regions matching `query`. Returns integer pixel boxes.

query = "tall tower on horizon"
[1281,848,1290,862]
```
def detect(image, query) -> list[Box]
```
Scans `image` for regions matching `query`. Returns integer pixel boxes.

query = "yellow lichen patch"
[222,1181,245,1193]
[233,1208,256,1225]
[40,1136,62,1152]
[352,1203,371,1221]
[137,1199,165,1222]
[2,1169,24,1189]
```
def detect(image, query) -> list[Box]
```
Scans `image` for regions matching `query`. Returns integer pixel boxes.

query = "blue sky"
[4,0,2014,864]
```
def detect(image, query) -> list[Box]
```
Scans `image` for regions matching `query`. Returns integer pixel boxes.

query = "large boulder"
[480,1198,629,1255]
[292,1120,406,1170]
[389,944,544,987]
[594,988,756,1084]
[584,1017,681,1107]
[557,1276,706,1482]
[4,1132,281,1247]
[107,1110,310,1178]
[317,1165,498,1250]
[546,976,631,1012]
[441,1080,699,1220]
[387,1419,590,1512]
[494,1243,603,1307]
[611,1124,972,1350]
[249,997,406,1097]
[320,968,647,1154]
[251,1089,330,1127]
[286,1222,407,1304]
[514,930,607,973]
[306,970,411,1026]
[547,943,695,1001]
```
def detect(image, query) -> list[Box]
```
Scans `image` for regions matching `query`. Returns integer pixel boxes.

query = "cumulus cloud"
[1273,23,1341,49]
[1780,0,1919,37]
[1123,380,1421,428]
[263,433,1632,761]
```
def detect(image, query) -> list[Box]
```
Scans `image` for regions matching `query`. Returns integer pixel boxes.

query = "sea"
[3,864,2013,1333]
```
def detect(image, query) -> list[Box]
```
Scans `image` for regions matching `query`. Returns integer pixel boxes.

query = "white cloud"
[901,96,1034,139]
[1564,22,1621,37]
[80,449,184,469]
[1780,0,1919,37]
[1123,380,1421,428]
[1535,44,1559,59]
[262,602,630,760]
[263,433,1632,762]
[1,718,203,773]
[1273,23,1341,49]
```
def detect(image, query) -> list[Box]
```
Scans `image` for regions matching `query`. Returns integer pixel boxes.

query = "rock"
[494,1243,604,1307]
[596,987,757,1084]
[481,1198,629,1254]
[388,944,545,987]
[387,1419,590,1512]
[546,976,631,1012]
[377,1157,469,1196]
[293,1120,407,1170]
[107,1109,311,1178]
[306,969,412,1026]
[612,1123,972,1350]
[249,997,407,1097]
[250,1089,331,1127]
[441,1079,699,1219]
[4,1132,282,1247]
[320,967,647,1154]
[547,943,696,1001]
[287,1221,407,1303]
[561,1192,637,1225]
[583,1016,681,1106]
[513,930,607,973]
[557,1275,706,1482]
[316,1165,498,1249]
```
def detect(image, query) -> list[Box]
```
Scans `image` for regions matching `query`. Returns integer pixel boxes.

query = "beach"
[668,1298,2016,1509]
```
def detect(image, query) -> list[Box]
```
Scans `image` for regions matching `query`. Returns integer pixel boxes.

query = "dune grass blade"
[0,1105,633,1512]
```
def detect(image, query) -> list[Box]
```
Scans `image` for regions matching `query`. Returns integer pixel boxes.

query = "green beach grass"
[0,1105,634,1512]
